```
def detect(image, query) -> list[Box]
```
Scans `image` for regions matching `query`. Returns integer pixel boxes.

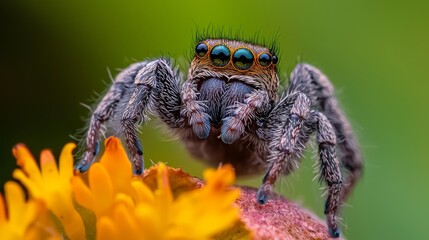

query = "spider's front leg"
[76,59,183,174]
[257,92,343,238]
[75,62,148,172]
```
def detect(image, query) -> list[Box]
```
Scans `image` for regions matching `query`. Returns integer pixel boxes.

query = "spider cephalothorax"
[189,39,279,99]
[75,37,362,238]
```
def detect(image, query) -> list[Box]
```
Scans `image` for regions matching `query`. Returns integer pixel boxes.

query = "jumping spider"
[75,38,362,238]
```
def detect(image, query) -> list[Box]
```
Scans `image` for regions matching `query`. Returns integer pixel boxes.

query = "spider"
[75,38,362,238]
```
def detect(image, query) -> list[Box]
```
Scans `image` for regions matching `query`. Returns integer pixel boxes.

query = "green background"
[1,0,428,239]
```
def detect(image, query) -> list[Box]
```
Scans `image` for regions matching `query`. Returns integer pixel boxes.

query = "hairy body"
[75,38,362,238]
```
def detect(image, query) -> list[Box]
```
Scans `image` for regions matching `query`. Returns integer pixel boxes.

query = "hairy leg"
[221,89,270,144]
[306,111,342,238]
[181,81,211,139]
[288,63,362,201]
[257,91,343,238]
[257,92,312,203]
[75,62,147,172]
[120,59,183,174]
[76,59,183,174]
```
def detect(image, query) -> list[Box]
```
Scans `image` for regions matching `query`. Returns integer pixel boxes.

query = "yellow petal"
[12,169,42,198]
[5,181,26,226]
[88,163,114,216]
[40,150,59,183]
[112,203,138,240]
[71,176,95,212]
[59,143,76,182]
[13,144,42,185]
[114,193,135,210]
[130,180,155,204]
[204,164,236,191]
[96,217,119,240]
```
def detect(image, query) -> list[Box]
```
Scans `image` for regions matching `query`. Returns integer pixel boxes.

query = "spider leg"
[76,59,183,174]
[221,90,270,144]
[120,59,182,174]
[257,92,312,204]
[181,81,211,139]
[257,92,342,238]
[288,64,362,201]
[75,62,147,172]
[307,111,342,238]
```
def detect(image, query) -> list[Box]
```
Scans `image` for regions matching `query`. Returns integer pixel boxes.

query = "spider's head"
[188,39,280,99]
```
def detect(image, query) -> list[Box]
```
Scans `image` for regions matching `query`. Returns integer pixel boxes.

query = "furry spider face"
[188,39,280,100]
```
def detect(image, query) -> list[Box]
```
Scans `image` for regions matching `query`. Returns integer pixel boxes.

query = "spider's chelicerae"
[75,38,362,238]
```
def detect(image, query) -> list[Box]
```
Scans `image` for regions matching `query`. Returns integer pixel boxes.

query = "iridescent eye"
[195,43,208,57]
[272,54,278,64]
[232,48,254,70]
[210,45,230,67]
[258,53,272,67]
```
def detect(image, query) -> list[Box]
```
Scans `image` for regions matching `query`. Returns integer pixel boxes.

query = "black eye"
[232,48,254,70]
[210,45,231,67]
[258,53,272,67]
[272,54,278,64]
[195,43,208,57]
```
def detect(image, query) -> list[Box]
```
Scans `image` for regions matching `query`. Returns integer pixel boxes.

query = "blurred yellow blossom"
[4,137,241,240]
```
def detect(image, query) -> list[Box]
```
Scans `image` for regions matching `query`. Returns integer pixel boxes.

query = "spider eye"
[258,53,272,67]
[195,43,208,57]
[210,45,230,67]
[272,54,278,64]
[232,48,254,70]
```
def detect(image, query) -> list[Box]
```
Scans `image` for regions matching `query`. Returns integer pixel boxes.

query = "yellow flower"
[72,137,241,240]
[12,143,85,239]
[8,137,241,240]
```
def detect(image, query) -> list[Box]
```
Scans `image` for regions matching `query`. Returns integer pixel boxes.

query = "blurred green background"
[1,0,428,239]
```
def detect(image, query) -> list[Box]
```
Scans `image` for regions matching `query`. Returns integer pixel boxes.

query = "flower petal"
[59,143,76,182]
[89,163,114,216]
[96,217,119,240]
[71,176,95,212]
[0,194,5,223]
[13,144,42,185]
[99,137,132,193]
[130,180,155,204]
[40,150,59,183]
[5,181,26,225]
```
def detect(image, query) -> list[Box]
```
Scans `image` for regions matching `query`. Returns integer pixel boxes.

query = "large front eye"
[232,48,254,70]
[210,45,230,67]
[195,43,208,57]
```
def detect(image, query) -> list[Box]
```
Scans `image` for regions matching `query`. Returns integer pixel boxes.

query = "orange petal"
[155,163,173,204]
[99,137,132,193]
[0,194,5,223]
